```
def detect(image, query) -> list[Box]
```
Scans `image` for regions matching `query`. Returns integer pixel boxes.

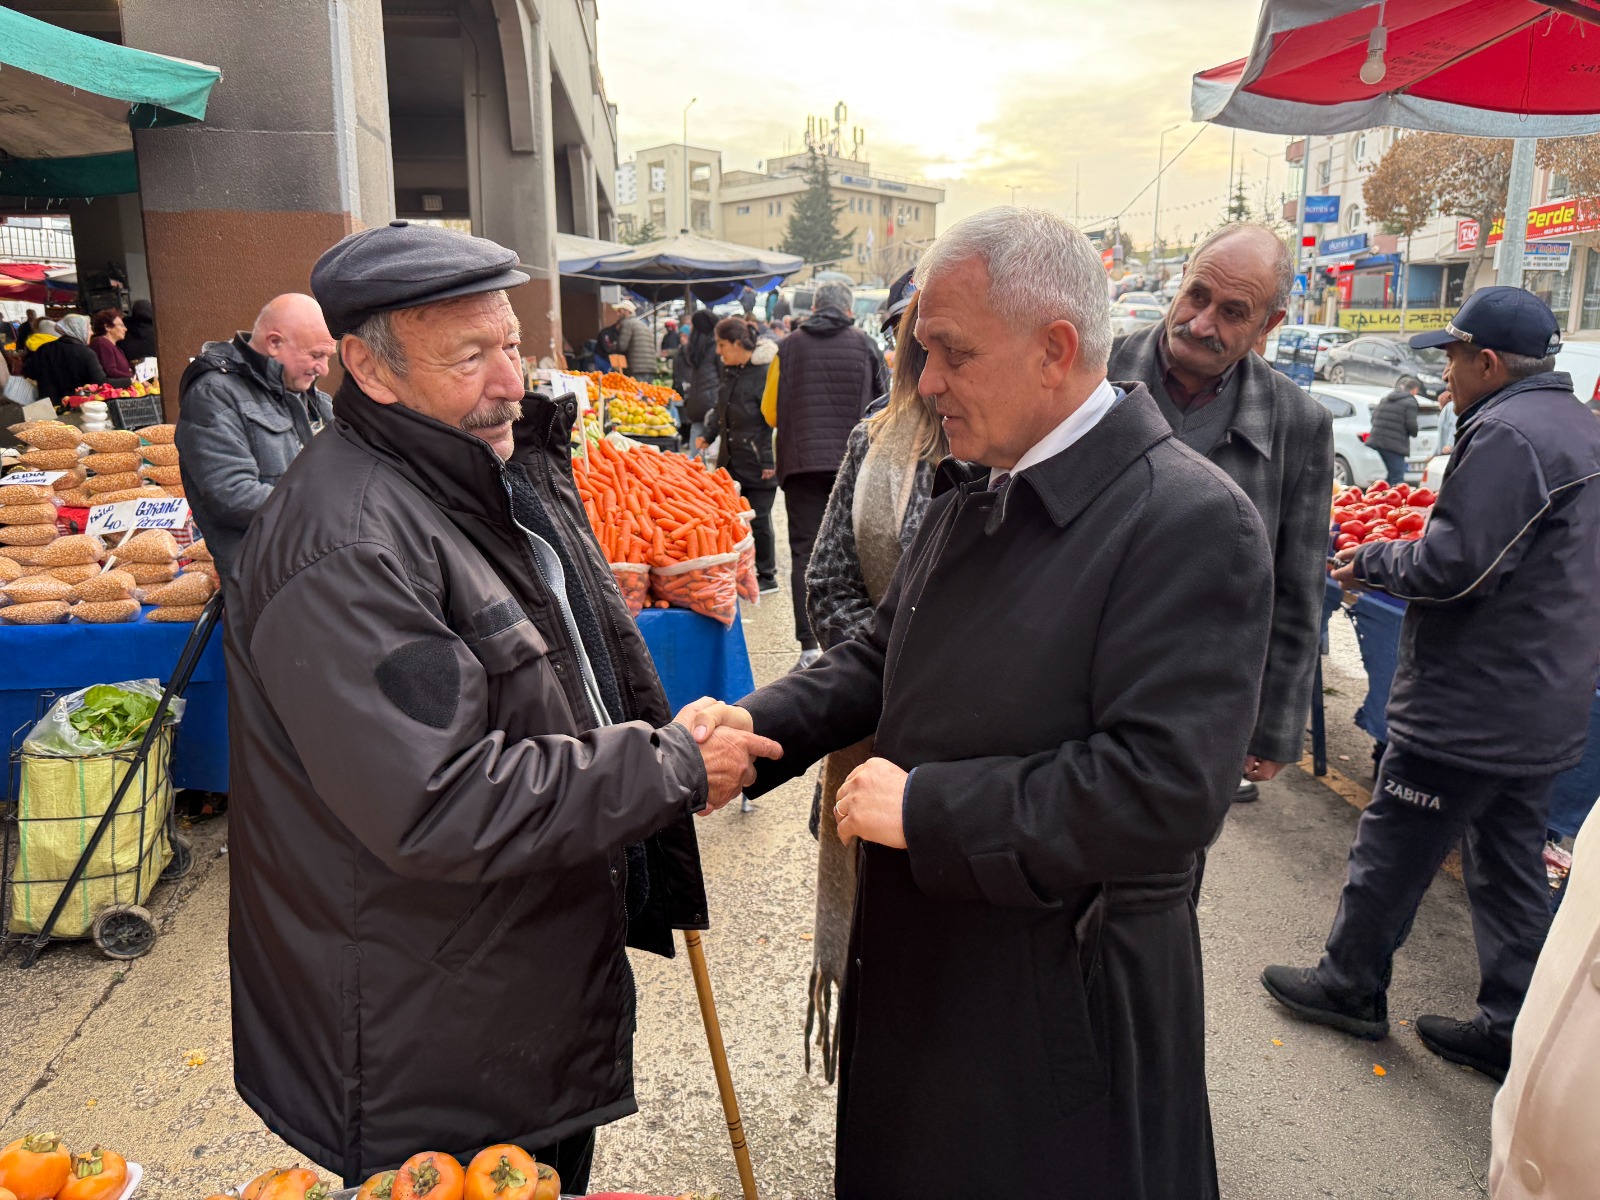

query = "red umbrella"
[1194,1,1600,136]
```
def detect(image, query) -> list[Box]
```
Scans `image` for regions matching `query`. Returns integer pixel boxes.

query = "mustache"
[461,400,523,431]
[1171,321,1226,356]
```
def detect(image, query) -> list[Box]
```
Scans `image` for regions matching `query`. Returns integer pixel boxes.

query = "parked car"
[1110,303,1165,337]
[1115,290,1165,309]
[1322,335,1448,397]
[1263,324,1355,380]
[1310,383,1440,488]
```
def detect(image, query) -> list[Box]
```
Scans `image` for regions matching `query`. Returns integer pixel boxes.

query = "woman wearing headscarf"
[799,285,946,1081]
[29,313,109,403]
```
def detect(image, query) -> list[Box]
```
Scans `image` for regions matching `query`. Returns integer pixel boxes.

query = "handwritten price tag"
[87,497,190,537]
[1,470,68,486]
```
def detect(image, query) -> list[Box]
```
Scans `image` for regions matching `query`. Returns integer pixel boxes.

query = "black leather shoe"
[1234,778,1260,803]
[1415,1015,1510,1082]
[1261,965,1388,1039]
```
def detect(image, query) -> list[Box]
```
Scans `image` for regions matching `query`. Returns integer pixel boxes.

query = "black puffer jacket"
[225,379,709,1179]
[176,334,333,578]
[680,311,721,423]
[26,333,104,402]
[1367,387,1420,456]
[772,307,887,482]
[1354,371,1600,774]
[706,340,777,490]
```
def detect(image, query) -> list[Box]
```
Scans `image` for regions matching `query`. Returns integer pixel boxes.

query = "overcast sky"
[596,0,1293,247]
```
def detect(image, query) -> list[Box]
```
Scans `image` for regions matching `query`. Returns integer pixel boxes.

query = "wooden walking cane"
[683,929,760,1200]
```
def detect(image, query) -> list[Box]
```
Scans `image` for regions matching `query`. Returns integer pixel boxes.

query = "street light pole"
[1252,147,1274,219]
[682,97,697,234]
[1152,123,1180,277]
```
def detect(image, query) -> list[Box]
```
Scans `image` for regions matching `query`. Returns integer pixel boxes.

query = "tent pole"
[1497,137,1536,287]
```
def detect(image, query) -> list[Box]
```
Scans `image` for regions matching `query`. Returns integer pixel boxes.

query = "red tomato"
[1361,532,1387,543]
[1339,486,1363,504]
[1394,512,1425,533]
[1401,530,1422,540]
[1410,488,1436,507]
[1339,520,1368,537]
[1335,534,1360,550]
[1392,483,1410,499]
[1367,480,1390,494]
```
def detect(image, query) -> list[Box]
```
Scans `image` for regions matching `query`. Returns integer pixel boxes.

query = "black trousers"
[739,483,778,586]
[1318,744,1556,1041]
[781,470,836,648]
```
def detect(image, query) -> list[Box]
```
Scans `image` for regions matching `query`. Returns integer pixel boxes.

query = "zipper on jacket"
[501,474,608,729]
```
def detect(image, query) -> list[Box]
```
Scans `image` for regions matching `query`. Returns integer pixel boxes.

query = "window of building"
[690,163,712,192]
[1352,132,1367,163]
[914,206,921,220]
[776,201,782,215]
[649,163,666,193]
[1317,159,1331,189]
[691,199,711,231]
[1582,248,1600,330]
[736,204,750,216]
[1526,267,1574,320]
[1346,203,1363,232]
[1550,171,1574,199]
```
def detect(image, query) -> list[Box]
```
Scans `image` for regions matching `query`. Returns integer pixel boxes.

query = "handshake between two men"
[672,697,909,849]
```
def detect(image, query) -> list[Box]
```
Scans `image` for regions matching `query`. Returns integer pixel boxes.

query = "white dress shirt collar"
[989,377,1122,488]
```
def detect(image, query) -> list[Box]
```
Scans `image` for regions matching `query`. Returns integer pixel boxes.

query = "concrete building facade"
[2,0,620,410]
[615,143,944,286]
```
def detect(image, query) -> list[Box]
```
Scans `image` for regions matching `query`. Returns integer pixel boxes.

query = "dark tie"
[992,472,1012,495]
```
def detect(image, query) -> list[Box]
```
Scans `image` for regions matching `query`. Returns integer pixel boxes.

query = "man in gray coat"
[1109,224,1334,801]
[176,294,336,578]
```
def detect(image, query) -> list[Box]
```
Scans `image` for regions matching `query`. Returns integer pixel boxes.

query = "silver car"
[1310,383,1440,488]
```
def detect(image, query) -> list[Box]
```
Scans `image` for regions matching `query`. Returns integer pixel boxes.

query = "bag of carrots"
[733,533,758,603]
[611,562,651,616]
[650,551,739,626]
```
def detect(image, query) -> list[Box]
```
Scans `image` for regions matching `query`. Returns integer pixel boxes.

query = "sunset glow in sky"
[596,0,1293,246]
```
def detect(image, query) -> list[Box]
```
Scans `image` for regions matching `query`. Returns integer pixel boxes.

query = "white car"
[1310,383,1440,488]
[1558,341,1600,405]
[1111,303,1164,337]
[1264,323,1355,378]
[1115,291,1165,309]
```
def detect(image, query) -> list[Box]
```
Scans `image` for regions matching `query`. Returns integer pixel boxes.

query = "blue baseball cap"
[1410,286,1562,359]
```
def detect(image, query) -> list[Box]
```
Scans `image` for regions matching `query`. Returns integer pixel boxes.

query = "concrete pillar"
[467,0,561,365]
[567,144,598,238]
[120,0,394,413]
[67,194,152,304]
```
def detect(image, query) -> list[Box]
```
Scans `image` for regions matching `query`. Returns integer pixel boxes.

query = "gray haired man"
[764,278,888,666]
[1109,224,1334,802]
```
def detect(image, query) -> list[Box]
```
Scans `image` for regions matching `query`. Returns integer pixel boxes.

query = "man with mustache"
[222,221,780,1185]
[1109,224,1334,805]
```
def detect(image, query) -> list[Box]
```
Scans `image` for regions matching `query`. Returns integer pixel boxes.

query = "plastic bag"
[23,679,185,758]
[611,562,651,617]
[734,534,758,603]
[650,551,739,626]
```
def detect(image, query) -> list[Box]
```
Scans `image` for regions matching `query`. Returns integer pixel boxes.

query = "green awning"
[0,8,222,198]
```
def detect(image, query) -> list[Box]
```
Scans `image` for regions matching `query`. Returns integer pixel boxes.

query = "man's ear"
[340,335,401,406]
[1264,309,1288,336]
[1040,318,1082,389]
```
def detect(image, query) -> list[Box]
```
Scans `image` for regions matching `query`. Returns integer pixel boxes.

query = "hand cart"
[1,594,223,967]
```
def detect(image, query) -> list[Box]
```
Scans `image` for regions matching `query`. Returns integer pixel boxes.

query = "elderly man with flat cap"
[223,221,781,1187]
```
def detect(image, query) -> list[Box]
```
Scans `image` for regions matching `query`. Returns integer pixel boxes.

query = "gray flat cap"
[311,220,531,336]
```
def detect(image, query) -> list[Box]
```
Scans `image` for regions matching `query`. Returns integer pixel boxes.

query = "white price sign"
[87,496,190,537]
[1,470,68,486]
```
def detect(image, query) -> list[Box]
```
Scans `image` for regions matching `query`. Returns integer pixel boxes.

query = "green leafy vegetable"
[67,685,160,749]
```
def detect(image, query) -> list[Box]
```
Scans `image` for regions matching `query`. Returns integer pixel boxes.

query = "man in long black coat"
[688,209,1274,1198]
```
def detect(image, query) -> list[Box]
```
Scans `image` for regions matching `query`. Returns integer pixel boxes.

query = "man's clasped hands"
[671,698,910,849]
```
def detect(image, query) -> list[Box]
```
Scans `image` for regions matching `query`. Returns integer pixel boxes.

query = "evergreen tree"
[781,147,856,266]
[621,220,659,246]
[1227,170,1251,222]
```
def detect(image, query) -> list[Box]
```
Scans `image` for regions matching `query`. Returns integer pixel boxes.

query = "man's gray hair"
[1500,351,1556,379]
[815,281,853,315]
[913,207,1113,370]
[1191,223,1294,317]
[349,309,408,376]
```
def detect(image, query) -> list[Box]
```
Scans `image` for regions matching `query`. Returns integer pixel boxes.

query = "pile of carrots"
[574,438,750,567]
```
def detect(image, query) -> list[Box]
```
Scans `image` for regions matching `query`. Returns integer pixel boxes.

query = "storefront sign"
[1457,196,1600,252]
[1304,195,1341,224]
[1524,240,1572,272]
[876,180,908,193]
[840,173,872,188]
[1321,232,1369,257]
[1337,308,1454,333]
[88,496,190,538]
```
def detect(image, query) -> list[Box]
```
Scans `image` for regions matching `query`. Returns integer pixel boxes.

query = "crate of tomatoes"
[1330,480,1436,553]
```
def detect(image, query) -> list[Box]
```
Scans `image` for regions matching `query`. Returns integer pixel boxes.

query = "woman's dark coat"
[741,385,1273,1199]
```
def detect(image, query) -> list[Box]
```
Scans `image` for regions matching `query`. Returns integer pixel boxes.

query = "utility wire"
[1109,126,1210,224]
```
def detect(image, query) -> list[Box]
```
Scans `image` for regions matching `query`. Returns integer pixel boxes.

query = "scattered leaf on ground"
[755,936,768,945]
[1272,1038,1283,1046]
[1372,1064,1387,1076]
[799,933,813,941]
[85,1098,97,1108]
[1399,1019,1409,1026]
[184,1050,207,1068]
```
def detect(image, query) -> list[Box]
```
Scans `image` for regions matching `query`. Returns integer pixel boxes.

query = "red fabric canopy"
[1194,1,1600,136]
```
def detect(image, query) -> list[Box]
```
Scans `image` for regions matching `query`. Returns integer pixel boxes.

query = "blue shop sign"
[1304,195,1341,224]
[1321,232,1369,257]
[841,173,872,187]
[876,179,908,193]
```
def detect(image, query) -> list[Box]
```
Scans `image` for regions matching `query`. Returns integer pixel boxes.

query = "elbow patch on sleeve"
[376,636,460,728]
